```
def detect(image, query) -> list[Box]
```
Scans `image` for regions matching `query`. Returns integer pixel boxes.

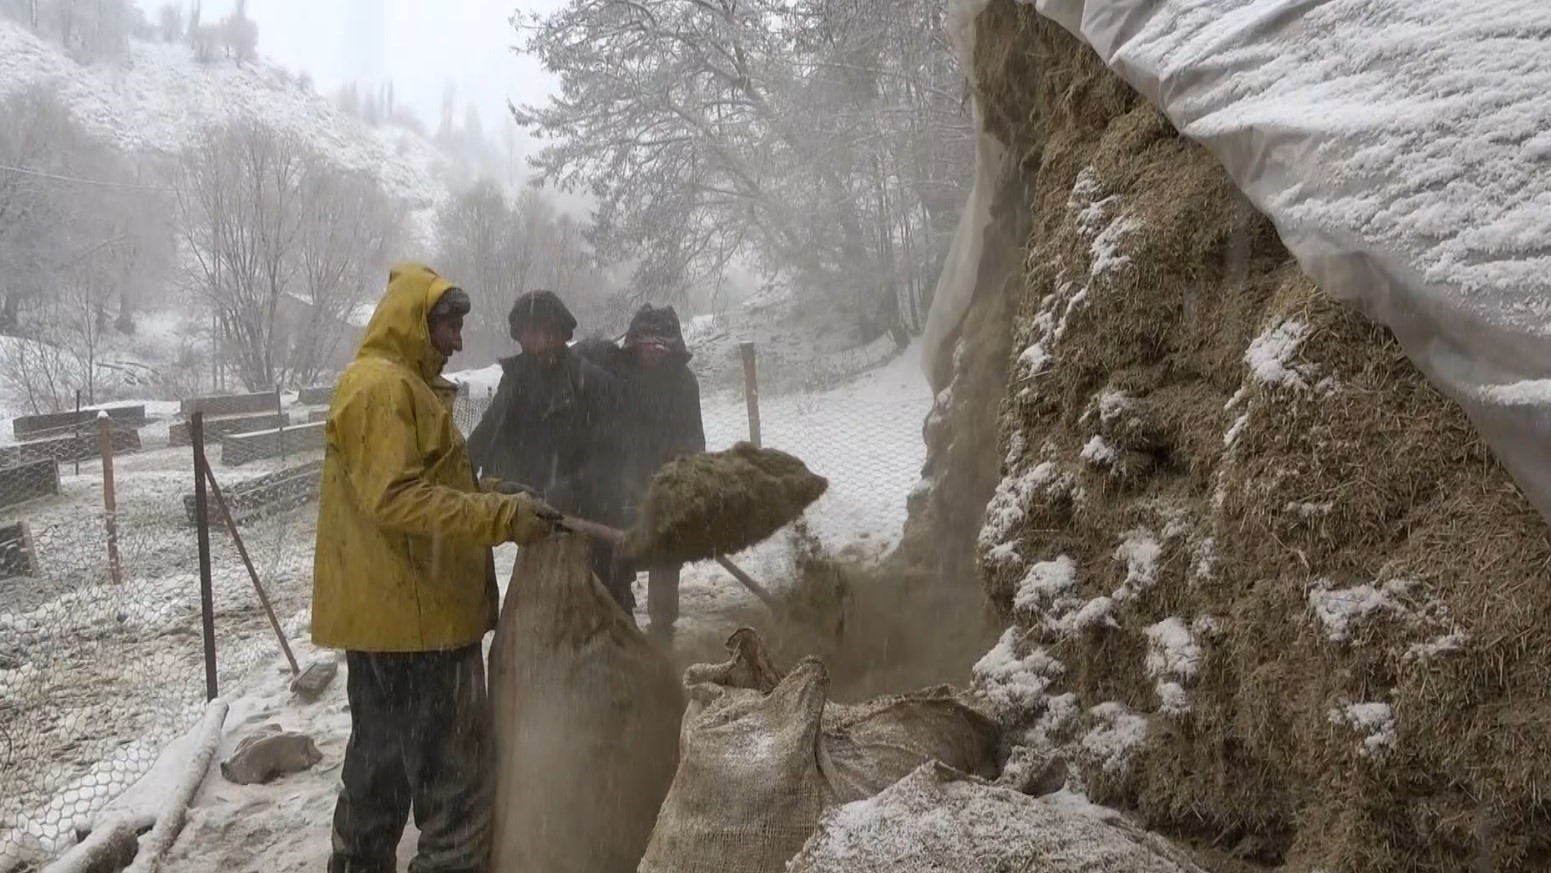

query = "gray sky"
[181,0,565,132]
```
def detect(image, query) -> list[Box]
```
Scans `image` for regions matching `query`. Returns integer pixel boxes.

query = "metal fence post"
[740,341,762,448]
[97,412,123,586]
[191,412,219,701]
[73,389,82,476]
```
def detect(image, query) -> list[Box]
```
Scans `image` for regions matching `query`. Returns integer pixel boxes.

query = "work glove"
[505,492,565,546]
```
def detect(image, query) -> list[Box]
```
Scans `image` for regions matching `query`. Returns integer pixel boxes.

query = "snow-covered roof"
[935,0,1551,520]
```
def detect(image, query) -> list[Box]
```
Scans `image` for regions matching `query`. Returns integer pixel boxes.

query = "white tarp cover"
[932,0,1551,521]
[919,0,1008,386]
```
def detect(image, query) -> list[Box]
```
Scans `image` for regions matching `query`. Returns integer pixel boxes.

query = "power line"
[0,162,177,192]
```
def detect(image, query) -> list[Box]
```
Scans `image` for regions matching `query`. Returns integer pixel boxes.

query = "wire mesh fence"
[450,346,929,555]
[0,411,319,871]
[0,342,931,869]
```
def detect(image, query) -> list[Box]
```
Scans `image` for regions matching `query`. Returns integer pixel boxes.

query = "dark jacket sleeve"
[670,367,706,456]
[546,359,622,519]
[464,371,512,477]
[573,337,626,377]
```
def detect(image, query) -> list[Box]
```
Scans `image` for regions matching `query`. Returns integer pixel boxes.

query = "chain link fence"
[0,408,320,871]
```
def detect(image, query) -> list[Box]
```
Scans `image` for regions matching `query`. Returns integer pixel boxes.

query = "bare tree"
[0,84,173,408]
[223,0,257,64]
[434,181,613,362]
[51,0,75,48]
[0,87,74,333]
[175,119,407,390]
[514,0,970,334]
[156,2,181,41]
[434,180,527,363]
[284,165,404,385]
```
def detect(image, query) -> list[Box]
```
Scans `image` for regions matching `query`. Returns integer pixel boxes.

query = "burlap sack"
[822,685,1000,802]
[638,629,1001,873]
[488,534,683,873]
[789,762,1207,873]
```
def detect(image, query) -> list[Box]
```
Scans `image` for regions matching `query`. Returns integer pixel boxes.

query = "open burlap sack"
[488,534,683,873]
[639,629,1000,873]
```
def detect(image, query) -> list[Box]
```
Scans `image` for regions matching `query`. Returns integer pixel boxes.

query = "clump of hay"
[626,442,828,566]
[960,3,1551,872]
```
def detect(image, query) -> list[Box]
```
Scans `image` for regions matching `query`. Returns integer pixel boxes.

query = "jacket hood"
[624,304,691,361]
[508,290,578,341]
[357,261,461,382]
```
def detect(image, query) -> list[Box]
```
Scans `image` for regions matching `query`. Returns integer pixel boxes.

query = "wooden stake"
[204,464,300,676]
[740,341,761,448]
[97,412,122,586]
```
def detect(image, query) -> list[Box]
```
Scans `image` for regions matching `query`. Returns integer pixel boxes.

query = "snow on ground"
[156,637,365,873]
[3,342,932,869]
[0,413,322,868]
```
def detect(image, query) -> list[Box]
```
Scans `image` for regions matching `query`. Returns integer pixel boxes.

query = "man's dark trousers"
[591,542,637,619]
[329,645,492,873]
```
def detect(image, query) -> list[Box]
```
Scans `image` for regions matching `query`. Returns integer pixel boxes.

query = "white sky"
[175,0,566,132]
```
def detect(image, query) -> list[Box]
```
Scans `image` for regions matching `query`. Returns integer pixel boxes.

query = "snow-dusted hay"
[625,442,828,565]
[639,628,1001,873]
[965,6,1551,871]
[489,534,683,873]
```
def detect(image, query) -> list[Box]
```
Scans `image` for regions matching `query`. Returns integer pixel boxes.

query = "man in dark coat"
[466,290,633,611]
[576,304,705,644]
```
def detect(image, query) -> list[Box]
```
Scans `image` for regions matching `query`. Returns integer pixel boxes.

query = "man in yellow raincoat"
[313,262,557,873]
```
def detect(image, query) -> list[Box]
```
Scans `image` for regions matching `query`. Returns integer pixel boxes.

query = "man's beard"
[531,347,564,368]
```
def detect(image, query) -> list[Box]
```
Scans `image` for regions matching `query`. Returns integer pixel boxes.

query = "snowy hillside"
[0,19,452,230]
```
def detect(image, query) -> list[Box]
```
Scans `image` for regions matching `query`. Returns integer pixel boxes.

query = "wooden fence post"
[740,341,762,448]
[192,412,219,701]
[97,412,123,585]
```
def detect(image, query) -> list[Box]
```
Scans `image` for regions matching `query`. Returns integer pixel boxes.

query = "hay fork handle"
[713,555,782,613]
[552,515,781,613]
[556,514,627,547]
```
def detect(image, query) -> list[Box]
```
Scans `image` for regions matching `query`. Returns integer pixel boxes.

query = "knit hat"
[624,304,691,360]
[508,290,578,341]
[428,287,471,321]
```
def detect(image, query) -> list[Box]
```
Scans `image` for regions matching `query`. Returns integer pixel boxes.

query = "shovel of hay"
[558,443,834,634]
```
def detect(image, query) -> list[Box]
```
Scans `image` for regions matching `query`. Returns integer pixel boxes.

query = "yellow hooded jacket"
[312,262,547,652]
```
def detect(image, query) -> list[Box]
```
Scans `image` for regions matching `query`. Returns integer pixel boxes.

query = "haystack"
[625,442,828,565]
[905,3,1551,871]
